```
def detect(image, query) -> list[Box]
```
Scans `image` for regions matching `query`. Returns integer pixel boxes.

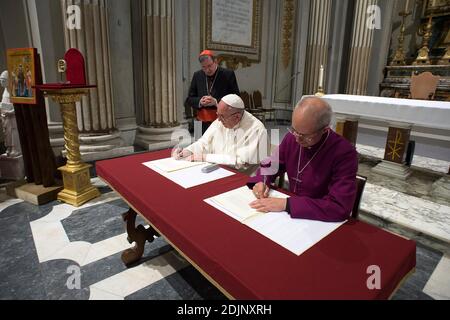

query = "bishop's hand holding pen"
[250,160,287,213]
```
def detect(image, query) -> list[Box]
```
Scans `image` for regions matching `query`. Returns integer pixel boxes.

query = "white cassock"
[185,111,268,170]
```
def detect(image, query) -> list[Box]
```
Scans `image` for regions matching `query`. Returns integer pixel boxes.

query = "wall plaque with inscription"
[202,0,262,63]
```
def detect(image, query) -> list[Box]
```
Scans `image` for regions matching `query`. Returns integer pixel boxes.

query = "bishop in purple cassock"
[247,97,358,222]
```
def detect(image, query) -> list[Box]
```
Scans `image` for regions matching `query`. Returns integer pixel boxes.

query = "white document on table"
[206,186,289,222]
[204,186,346,256]
[147,157,205,172]
[143,158,235,188]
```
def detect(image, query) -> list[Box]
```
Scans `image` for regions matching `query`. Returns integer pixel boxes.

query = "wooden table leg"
[121,208,159,266]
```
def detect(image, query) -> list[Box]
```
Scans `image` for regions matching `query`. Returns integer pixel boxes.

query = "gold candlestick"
[391,11,411,66]
[40,87,100,206]
[315,65,325,96]
[414,16,433,65]
[315,86,325,97]
[438,46,450,65]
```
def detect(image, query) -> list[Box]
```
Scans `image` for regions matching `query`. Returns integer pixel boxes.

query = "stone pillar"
[303,0,332,95]
[60,0,133,161]
[345,0,377,95]
[372,122,412,179]
[335,114,359,146]
[135,0,183,151]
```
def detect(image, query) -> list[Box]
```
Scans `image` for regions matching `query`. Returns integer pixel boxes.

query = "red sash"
[197,108,217,122]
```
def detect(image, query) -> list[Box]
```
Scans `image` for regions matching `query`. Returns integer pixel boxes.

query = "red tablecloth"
[96,150,416,299]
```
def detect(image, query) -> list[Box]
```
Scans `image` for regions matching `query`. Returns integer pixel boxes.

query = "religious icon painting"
[6,47,38,104]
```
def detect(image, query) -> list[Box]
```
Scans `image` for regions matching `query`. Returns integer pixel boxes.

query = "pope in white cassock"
[173,94,268,172]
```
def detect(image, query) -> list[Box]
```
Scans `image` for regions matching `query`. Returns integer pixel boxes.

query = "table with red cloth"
[96,149,416,300]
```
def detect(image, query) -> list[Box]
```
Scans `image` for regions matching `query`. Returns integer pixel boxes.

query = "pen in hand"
[260,159,272,198]
[173,147,184,160]
[263,175,267,196]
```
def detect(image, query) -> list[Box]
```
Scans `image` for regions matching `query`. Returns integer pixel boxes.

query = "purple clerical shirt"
[247,129,358,222]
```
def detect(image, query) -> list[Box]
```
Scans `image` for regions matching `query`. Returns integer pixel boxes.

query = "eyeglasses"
[287,126,326,141]
[216,111,240,121]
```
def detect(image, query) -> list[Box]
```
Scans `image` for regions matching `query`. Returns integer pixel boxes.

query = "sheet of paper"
[208,186,289,222]
[143,158,236,188]
[205,186,345,256]
[148,157,205,172]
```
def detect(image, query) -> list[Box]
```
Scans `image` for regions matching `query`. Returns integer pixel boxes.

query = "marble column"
[135,0,183,151]
[372,122,412,179]
[60,0,133,161]
[335,114,359,146]
[345,0,377,95]
[303,0,332,95]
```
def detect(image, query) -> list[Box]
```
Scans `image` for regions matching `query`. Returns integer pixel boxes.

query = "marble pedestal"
[15,183,63,205]
[0,154,25,180]
[135,125,189,151]
[52,127,135,162]
[372,160,412,180]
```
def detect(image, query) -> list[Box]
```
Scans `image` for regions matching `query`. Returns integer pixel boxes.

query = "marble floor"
[0,175,448,300]
[0,179,225,300]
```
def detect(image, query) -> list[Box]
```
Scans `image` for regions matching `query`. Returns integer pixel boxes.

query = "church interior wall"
[108,0,137,146]
[0,0,448,160]
[184,0,280,119]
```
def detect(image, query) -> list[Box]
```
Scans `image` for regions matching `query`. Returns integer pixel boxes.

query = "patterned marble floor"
[0,177,448,300]
[0,179,225,300]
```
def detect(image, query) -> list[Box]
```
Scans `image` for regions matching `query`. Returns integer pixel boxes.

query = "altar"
[322,94,450,179]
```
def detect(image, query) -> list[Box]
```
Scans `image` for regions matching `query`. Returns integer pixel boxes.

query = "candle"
[405,0,410,11]
[318,65,324,88]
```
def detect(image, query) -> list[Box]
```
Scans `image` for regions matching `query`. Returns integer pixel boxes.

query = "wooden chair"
[241,90,265,123]
[409,72,439,100]
[240,91,252,109]
[252,90,276,122]
[276,173,367,220]
[351,175,367,219]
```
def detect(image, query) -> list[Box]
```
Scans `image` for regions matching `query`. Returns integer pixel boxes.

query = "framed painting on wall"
[202,0,262,66]
[6,47,37,105]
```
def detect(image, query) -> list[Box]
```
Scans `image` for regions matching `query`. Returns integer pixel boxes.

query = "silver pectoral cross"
[292,177,301,183]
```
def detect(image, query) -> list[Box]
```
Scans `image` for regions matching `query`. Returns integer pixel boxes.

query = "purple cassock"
[247,129,358,222]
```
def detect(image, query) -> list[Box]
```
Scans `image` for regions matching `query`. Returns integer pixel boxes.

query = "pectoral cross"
[292,177,302,183]
[293,176,302,193]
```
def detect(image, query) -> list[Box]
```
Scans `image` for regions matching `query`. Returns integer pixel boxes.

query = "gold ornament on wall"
[281,0,295,69]
[217,54,252,71]
[438,46,450,64]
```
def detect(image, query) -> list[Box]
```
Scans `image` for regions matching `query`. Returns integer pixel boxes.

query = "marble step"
[356,144,449,175]
[361,182,450,244]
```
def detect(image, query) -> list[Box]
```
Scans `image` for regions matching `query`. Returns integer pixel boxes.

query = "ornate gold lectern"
[39,86,100,206]
[34,49,100,206]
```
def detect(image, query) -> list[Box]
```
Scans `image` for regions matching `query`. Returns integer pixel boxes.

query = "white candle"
[405,0,410,11]
[318,65,324,88]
